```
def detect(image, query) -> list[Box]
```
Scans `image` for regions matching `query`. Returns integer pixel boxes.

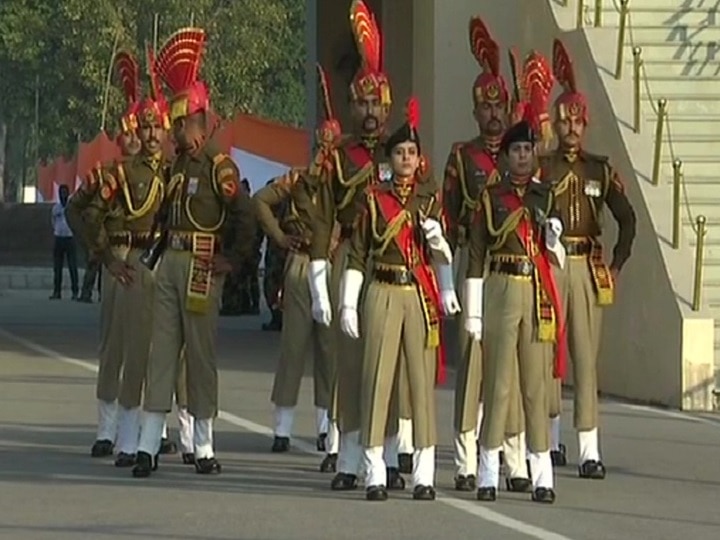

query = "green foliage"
[0,0,306,192]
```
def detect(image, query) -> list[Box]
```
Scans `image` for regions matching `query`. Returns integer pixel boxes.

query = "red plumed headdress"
[114,51,140,134]
[469,17,509,105]
[349,0,391,105]
[512,50,555,146]
[138,43,171,130]
[384,96,422,156]
[154,27,209,121]
[552,38,587,123]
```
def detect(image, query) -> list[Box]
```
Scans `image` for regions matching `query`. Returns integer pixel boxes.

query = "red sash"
[498,188,567,379]
[373,188,447,385]
[345,143,373,170]
[465,145,497,177]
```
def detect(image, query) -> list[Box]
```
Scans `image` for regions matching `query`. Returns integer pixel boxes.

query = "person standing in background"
[50,184,79,300]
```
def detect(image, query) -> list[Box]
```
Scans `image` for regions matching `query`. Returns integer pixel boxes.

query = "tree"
[0,0,306,201]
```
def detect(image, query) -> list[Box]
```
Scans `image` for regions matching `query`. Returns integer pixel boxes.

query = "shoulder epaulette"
[212,152,232,166]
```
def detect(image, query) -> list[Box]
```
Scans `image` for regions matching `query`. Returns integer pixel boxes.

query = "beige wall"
[312,0,715,409]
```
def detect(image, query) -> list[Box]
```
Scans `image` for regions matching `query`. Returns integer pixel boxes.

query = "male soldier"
[293,0,406,491]
[80,51,143,458]
[442,17,529,492]
[540,39,636,479]
[261,178,289,332]
[253,167,336,460]
[466,119,566,504]
[83,48,180,467]
[133,27,256,477]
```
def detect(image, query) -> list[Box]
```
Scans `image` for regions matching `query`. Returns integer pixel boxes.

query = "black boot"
[90,439,113,458]
[271,436,290,452]
[132,451,158,478]
[330,472,358,490]
[319,453,337,473]
[195,456,222,474]
[386,467,406,490]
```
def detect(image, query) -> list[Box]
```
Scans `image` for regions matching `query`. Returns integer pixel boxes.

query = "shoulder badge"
[213,155,240,199]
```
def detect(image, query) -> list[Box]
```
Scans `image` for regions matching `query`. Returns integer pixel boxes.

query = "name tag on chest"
[187,177,200,196]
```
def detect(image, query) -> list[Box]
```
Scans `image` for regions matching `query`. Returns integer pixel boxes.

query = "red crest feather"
[469,17,500,77]
[350,0,382,73]
[114,51,139,106]
[406,97,420,130]
[154,27,207,94]
[552,38,577,94]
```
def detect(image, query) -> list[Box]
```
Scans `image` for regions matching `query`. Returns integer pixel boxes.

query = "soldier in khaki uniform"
[77,51,143,459]
[133,27,257,477]
[442,16,530,492]
[253,167,336,461]
[540,40,636,479]
[84,48,187,467]
[340,97,460,501]
[293,1,407,491]
[466,119,566,504]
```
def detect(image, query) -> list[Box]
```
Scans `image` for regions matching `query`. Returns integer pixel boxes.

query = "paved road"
[1,289,719,540]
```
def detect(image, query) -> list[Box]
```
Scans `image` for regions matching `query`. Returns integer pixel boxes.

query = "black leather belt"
[564,241,592,256]
[373,267,415,286]
[108,233,156,250]
[489,259,534,277]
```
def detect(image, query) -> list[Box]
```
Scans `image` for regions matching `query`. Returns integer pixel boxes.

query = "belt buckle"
[170,234,184,250]
[520,260,533,275]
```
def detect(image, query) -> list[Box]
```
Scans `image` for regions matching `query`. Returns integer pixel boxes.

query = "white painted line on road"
[1,326,577,540]
[617,402,720,428]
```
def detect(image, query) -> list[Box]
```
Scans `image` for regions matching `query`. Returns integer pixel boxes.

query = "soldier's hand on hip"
[209,254,233,275]
[280,234,304,252]
[107,260,135,287]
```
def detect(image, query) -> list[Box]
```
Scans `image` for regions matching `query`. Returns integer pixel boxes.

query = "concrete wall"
[0,203,55,267]
[312,0,715,409]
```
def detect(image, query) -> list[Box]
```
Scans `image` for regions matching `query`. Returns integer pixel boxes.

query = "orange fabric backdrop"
[36,112,309,202]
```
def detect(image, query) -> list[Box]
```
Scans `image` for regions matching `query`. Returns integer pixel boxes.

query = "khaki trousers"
[96,248,124,402]
[271,252,335,409]
[143,249,225,419]
[360,281,437,449]
[554,257,603,431]
[96,247,153,408]
[479,273,551,453]
[453,247,525,436]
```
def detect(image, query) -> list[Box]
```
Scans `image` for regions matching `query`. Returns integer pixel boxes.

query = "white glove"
[340,307,360,339]
[545,217,563,248]
[545,217,566,269]
[308,259,332,326]
[464,277,484,341]
[421,217,453,265]
[339,268,364,339]
[436,263,461,316]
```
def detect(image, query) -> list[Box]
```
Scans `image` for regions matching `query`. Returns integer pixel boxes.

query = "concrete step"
[620,24,720,43]
[0,266,72,291]
[671,174,720,200]
[699,259,720,283]
[599,8,720,28]
[640,113,720,137]
[641,94,720,115]
[652,133,720,158]
[597,0,720,7]
[660,155,720,176]
[641,75,720,96]
[622,40,720,61]
[630,58,720,77]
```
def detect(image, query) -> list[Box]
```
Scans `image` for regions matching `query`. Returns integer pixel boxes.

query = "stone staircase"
[596,0,720,377]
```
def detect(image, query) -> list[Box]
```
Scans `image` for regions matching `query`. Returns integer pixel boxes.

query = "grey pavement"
[1,289,720,540]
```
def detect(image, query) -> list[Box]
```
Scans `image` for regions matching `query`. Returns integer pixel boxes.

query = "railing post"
[693,215,707,311]
[633,46,642,133]
[672,159,682,249]
[615,0,630,79]
[594,0,603,27]
[577,0,585,28]
[651,99,667,186]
